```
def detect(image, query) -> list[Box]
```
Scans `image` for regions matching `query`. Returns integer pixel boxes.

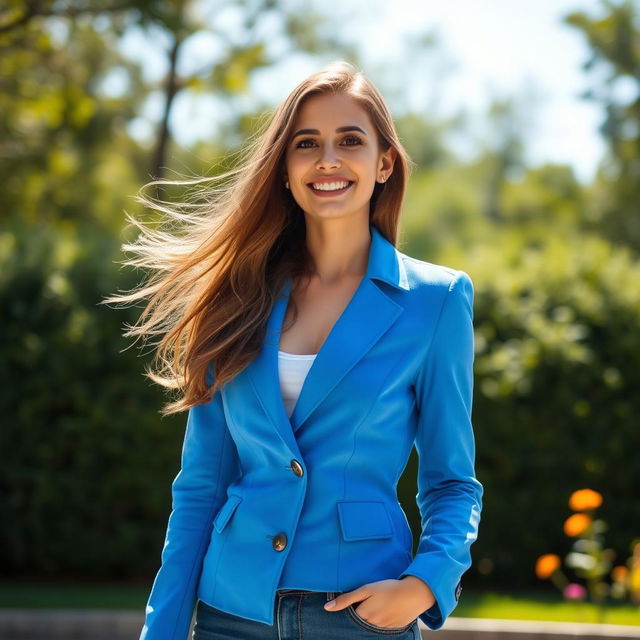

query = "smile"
[306,181,354,197]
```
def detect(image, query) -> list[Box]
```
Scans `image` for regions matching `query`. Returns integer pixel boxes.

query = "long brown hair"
[102,60,414,415]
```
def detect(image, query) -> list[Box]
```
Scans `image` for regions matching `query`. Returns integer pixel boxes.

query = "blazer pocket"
[213,494,242,533]
[337,500,394,541]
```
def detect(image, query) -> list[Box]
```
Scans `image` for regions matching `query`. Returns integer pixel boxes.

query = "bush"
[0,217,182,579]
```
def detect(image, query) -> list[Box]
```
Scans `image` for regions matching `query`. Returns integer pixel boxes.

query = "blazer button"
[272,532,287,551]
[290,459,304,477]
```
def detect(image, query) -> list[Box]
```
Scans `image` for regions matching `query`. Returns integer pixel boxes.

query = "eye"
[342,135,362,146]
[295,135,363,149]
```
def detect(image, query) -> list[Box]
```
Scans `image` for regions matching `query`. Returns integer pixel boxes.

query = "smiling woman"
[284,92,396,217]
[103,59,482,640]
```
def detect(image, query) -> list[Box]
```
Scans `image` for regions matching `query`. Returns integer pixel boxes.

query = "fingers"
[324,587,369,611]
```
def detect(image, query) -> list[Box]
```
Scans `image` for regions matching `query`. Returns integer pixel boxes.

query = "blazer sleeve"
[398,270,483,630]
[140,366,241,640]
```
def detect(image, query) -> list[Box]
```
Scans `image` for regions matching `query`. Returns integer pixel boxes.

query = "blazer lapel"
[243,276,299,455]
[289,277,402,432]
[244,224,410,449]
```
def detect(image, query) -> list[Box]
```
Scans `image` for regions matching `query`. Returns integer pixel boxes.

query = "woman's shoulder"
[397,250,472,293]
[395,253,475,325]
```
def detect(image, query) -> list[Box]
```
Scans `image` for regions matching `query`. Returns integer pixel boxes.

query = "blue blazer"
[140,224,483,639]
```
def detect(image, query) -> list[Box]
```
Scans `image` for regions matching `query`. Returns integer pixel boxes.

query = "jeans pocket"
[345,601,417,635]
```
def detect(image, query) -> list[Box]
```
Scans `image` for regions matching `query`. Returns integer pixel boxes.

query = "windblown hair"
[102,59,414,416]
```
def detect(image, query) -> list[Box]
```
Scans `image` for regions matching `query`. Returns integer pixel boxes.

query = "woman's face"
[284,92,396,223]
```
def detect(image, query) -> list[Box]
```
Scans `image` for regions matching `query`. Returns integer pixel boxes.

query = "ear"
[378,145,397,178]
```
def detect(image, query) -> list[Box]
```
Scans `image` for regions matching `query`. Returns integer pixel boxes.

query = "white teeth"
[311,181,350,191]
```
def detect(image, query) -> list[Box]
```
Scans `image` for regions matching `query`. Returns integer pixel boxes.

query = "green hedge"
[1,218,181,579]
[465,231,639,587]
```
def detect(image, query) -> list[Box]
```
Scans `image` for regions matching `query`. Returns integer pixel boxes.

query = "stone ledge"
[0,609,143,640]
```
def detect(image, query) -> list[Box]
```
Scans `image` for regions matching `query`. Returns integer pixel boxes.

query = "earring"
[285,180,290,189]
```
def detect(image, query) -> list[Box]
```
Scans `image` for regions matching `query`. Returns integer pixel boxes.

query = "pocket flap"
[213,494,242,533]
[337,500,393,541]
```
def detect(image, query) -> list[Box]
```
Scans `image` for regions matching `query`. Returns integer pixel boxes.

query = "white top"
[278,349,317,418]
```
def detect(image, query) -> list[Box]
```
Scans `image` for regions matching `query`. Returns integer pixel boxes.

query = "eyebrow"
[291,125,367,139]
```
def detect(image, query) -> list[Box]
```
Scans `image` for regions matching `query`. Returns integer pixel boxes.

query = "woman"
[107,60,483,640]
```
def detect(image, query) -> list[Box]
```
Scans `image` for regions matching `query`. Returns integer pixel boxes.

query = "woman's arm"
[140,370,241,640]
[398,270,484,630]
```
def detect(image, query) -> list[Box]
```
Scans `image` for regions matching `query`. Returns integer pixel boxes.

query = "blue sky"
[119,0,614,185]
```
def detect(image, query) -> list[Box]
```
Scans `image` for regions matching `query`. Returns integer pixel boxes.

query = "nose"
[316,144,341,170]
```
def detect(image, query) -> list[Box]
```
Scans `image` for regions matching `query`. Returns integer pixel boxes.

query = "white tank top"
[278,350,317,418]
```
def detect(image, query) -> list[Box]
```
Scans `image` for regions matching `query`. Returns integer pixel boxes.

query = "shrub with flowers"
[535,488,640,620]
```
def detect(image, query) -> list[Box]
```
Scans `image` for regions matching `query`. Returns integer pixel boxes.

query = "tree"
[565,0,640,251]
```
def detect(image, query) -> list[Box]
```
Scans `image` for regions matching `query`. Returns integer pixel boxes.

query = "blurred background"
[1,0,639,630]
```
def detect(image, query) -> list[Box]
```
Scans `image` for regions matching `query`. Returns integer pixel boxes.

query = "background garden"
[1,0,638,627]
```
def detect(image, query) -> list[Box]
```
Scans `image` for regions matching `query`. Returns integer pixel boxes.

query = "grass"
[453,588,640,627]
[0,582,149,610]
[0,584,638,627]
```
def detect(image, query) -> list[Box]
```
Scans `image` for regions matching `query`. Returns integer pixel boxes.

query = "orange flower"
[568,488,603,511]
[564,513,592,537]
[536,554,561,579]
[612,566,629,582]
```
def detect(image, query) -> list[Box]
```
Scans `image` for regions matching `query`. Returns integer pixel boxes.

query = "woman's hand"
[323,576,436,628]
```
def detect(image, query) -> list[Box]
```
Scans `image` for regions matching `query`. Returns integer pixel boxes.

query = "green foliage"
[2,0,639,595]
[0,217,185,578]
[564,0,640,249]
[471,233,639,586]
[0,14,147,232]
[400,223,640,589]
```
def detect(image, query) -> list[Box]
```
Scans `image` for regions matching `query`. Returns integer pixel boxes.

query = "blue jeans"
[193,589,420,639]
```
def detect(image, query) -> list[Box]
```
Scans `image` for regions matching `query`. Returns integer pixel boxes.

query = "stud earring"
[285,180,290,189]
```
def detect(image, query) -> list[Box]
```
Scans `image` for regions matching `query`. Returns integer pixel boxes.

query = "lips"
[306,181,354,196]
